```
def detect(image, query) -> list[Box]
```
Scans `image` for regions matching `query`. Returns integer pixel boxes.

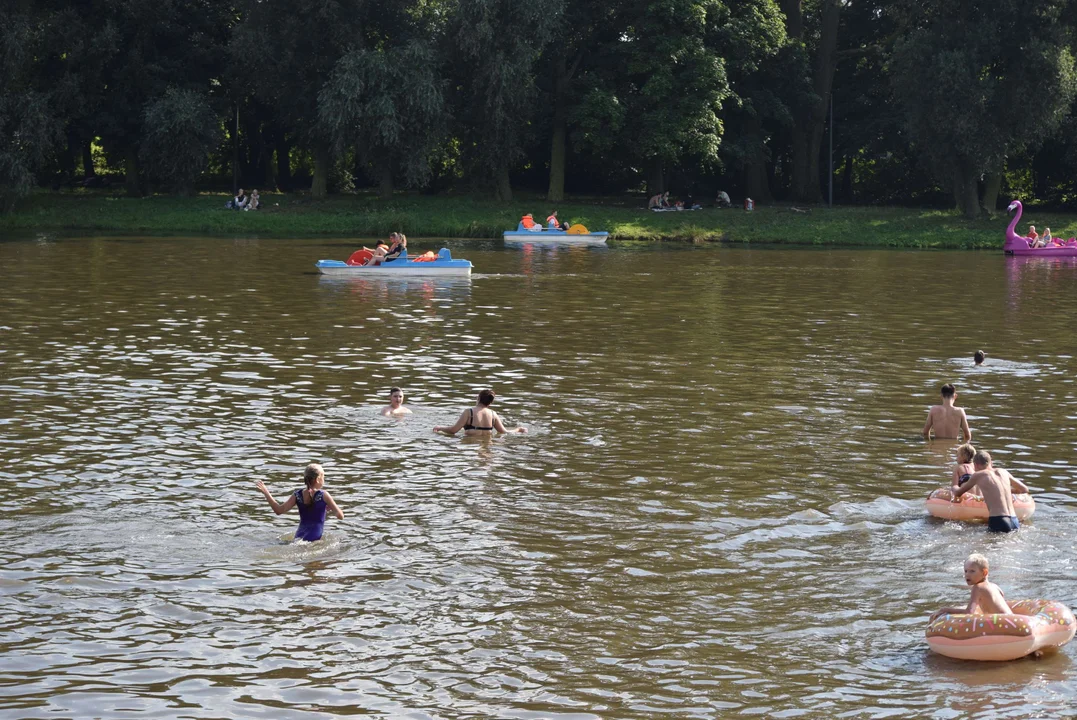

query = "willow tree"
[892,0,1077,217]
[451,0,563,202]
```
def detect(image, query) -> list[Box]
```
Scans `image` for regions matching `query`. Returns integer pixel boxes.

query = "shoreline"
[0,191,1054,249]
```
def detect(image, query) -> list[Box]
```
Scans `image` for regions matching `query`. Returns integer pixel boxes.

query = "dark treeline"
[4,0,1077,216]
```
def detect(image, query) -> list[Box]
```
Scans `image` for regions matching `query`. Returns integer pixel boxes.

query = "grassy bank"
[0,190,1061,248]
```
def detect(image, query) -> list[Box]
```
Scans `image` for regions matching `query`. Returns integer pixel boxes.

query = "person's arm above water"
[434,409,469,435]
[256,480,297,515]
[492,412,527,434]
[930,596,974,622]
[952,474,979,501]
[1007,472,1030,495]
[322,490,344,520]
[922,408,935,439]
[959,409,972,442]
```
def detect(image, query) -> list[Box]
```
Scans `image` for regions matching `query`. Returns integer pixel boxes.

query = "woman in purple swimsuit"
[255,463,344,541]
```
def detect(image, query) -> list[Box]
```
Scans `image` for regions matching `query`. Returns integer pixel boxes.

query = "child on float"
[950,443,976,492]
[929,553,1012,623]
[254,463,344,542]
[952,450,1029,533]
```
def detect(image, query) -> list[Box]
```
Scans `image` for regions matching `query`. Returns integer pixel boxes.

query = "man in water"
[974,350,985,365]
[922,383,972,442]
[381,387,412,416]
[951,450,1029,533]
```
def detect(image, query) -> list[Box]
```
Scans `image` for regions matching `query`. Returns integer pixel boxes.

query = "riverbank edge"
[0,191,1042,249]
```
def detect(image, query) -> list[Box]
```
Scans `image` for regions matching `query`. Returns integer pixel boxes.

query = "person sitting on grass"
[716,190,732,208]
[230,188,247,210]
[245,189,260,211]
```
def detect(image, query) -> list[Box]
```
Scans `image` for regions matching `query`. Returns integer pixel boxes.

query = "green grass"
[0,189,1061,248]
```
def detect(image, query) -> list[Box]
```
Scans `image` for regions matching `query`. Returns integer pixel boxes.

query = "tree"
[451,0,563,202]
[892,0,1077,217]
[140,87,220,194]
[0,4,62,211]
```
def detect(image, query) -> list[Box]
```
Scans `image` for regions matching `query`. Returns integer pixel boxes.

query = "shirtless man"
[929,553,1011,622]
[380,387,412,416]
[952,450,1030,533]
[922,383,972,442]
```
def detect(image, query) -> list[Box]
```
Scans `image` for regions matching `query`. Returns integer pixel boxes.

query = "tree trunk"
[791,0,841,203]
[261,124,276,190]
[742,113,772,203]
[496,164,512,202]
[311,142,330,200]
[780,0,803,39]
[981,171,1002,214]
[124,146,141,197]
[60,132,77,181]
[841,154,853,201]
[647,158,665,196]
[82,141,95,178]
[378,159,394,200]
[276,134,292,191]
[953,159,980,219]
[547,54,567,202]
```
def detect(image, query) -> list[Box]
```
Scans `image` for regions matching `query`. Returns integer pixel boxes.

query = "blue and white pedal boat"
[503,225,608,246]
[316,249,472,277]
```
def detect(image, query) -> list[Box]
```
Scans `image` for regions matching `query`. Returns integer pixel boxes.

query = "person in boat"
[546,211,561,230]
[381,386,412,416]
[1025,225,1039,243]
[254,463,345,542]
[362,239,390,266]
[928,553,1012,623]
[922,383,972,442]
[716,190,732,208]
[952,450,1030,533]
[950,443,977,494]
[384,233,407,261]
[973,350,985,366]
[433,388,527,436]
[520,213,541,231]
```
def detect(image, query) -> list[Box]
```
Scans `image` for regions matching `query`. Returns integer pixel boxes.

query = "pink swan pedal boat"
[925,487,1035,522]
[927,599,1076,661]
[1005,200,1077,256]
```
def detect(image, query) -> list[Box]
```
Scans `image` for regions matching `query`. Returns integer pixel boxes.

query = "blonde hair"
[304,463,324,487]
[966,553,989,571]
[956,443,976,463]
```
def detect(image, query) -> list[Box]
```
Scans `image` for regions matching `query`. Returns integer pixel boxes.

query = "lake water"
[1,235,1076,719]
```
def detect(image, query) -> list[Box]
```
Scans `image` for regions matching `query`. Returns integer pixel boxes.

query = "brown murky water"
[1,235,1076,718]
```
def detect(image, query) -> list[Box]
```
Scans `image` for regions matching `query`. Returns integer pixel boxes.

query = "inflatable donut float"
[927,599,1075,661]
[925,487,1035,522]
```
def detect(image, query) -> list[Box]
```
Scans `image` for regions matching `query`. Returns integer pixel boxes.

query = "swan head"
[1007,201,1020,213]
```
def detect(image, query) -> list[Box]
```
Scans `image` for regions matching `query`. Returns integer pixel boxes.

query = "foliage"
[140,88,221,194]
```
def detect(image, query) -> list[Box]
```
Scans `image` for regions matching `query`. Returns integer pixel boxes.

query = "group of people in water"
[923,350,1038,622]
[255,387,525,540]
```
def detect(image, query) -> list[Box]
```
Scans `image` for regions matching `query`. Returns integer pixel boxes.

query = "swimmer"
[950,443,977,494]
[929,553,1012,623]
[381,386,412,416]
[254,463,344,542]
[973,349,985,366]
[922,383,972,442]
[952,450,1029,533]
[433,388,527,436]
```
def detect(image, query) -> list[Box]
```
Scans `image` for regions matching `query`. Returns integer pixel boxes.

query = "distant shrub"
[140,88,220,195]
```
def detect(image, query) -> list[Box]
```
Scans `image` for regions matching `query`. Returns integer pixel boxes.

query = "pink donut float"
[925,487,1035,522]
[927,599,1076,661]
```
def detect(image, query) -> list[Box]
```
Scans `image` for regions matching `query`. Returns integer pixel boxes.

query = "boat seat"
[438,248,452,260]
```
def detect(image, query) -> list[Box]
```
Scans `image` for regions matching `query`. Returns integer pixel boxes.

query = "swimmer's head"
[304,463,325,488]
[964,553,989,584]
[389,387,404,406]
[478,388,496,406]
[940,383,956,399]
[972,450,992,469]
[974,350,985,365]
[956,443,976,463]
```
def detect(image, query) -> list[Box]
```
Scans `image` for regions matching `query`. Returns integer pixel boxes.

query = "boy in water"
[952,450,1030,533]
[950,443,976,492]
[973,350,985,366]
[381,387,412,416]
[922,383,972,442]
[929,553,1012,622]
